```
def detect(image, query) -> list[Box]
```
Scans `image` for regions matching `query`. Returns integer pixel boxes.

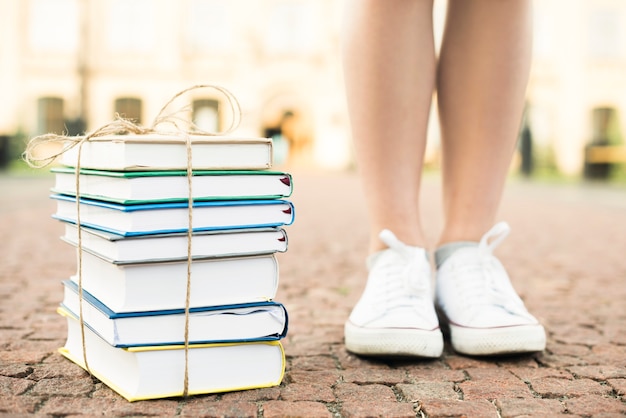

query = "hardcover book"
[68,251,280,312]
[59,311,286,401]
[49,128,294,401]
[52,194,295,236]
[62,224,288,263]
[60,281,288,347]
[52,168,293,204]
[60,134,273,171]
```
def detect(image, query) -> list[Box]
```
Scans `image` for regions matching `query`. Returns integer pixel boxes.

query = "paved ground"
[1,170,625,417]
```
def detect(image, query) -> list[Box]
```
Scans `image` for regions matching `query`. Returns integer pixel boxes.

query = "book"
[59,311,286,401]
[69,251,279,312]
[51,168,293,204]
[60,281,288,347]
[60,134,273,171]
[51,194,295,236]
[62,224,288,263]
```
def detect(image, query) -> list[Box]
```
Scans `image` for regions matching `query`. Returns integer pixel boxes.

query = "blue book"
[60,280,288,348]
[51,194,295,236]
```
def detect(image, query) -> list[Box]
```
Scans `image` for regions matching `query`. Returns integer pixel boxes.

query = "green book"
[52,167,293,204]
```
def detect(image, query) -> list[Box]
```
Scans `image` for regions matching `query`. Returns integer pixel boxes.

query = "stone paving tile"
[608,378,626,396]
[588,344,626,367]
[339,401,416,418]
[396,382,459,401]
[340,368,410,385]
[495,398,566,417]
[179,400,258,417]
[420,399,498,417]
[262,400,332,418]
[459,368,535,400]
[286,370,341,387]
[290,355,337,371]
[330,346,394,370]
[29,377,94,397]
[564,395,626,416]
[405,368,466,383]
[507,366,574,381]
[37,397,179,417]
[333,383,396,403]
[531,376,614,398]
[567,365,626,380]
[0,396,43,414]
[0,376,35,397]
[219,386,281,402]
[2,173,626,417]
[280,383,335,402]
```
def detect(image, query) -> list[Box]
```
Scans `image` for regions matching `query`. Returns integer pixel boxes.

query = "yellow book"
[59,311,286,401]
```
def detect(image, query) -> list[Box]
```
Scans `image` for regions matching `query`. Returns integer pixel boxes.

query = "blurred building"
[1,0,625,174]
[0,0,350,170]
[529,0,626,175]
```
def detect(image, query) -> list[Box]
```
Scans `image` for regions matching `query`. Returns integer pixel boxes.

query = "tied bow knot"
[469,222,526,317]
[379,229,429,297]
[22,84,242,169]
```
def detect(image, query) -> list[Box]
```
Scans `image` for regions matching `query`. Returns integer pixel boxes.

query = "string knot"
[22,84,242,169]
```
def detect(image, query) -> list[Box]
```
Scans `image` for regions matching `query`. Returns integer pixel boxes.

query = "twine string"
[183,132,193,398]
[75,140,90,374]
[151,84,242,136]
[22,85,241,396]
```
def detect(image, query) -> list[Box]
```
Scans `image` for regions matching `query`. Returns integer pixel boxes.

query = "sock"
[367,246,430,269]
[435,241,478,268]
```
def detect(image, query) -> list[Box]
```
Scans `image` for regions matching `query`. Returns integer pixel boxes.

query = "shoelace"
[376,229,430,308]
[453,222,527,317]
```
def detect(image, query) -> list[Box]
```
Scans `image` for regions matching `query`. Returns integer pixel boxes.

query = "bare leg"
[341,0,436,253]
[437,0,533,245]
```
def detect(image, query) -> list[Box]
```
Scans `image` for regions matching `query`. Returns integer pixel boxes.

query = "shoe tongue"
[379,229,406,253]
[378,229,426,259]
[479,222,511,253]
[367,229,428,270]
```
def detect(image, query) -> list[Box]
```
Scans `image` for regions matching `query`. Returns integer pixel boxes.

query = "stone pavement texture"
[1,170,625,417]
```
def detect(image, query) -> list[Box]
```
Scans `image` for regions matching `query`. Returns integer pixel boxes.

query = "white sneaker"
[435,222,546,356]
[345,229,444,358]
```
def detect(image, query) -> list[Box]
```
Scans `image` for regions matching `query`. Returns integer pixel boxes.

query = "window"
[28,0,78,52]
[192,99,220,132]
[591,107,621,145]
[186,0,233,52]
[532,10,553,59]
[37,97,65,135]
[265,2,318,54]
[588,9,624,60]
[115,98,143,124]
[107,0,155,52]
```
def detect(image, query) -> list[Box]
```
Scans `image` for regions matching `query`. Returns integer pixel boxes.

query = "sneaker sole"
[449,323,546,356]
[344,321,444,358]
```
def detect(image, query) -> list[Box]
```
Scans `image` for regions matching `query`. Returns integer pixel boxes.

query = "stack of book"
[51,133,294,401]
